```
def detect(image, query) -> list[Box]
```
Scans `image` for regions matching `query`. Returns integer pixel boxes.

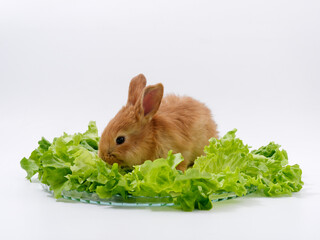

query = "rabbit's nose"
[108,150,112,154]
[107,147,115,154]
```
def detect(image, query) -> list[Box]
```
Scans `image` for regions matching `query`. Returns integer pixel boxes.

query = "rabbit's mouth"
[105,154,125,165]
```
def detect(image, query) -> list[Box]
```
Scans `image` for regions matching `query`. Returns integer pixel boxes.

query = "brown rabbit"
[98,74,218,171]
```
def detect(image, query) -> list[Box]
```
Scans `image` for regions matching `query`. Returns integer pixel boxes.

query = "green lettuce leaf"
[20,137,51,179]
[20,122,303,211]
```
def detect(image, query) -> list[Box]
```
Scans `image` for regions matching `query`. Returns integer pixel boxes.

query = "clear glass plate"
[42,184,256,207]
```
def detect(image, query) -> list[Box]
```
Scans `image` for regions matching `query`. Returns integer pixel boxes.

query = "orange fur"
[98,74,218,171]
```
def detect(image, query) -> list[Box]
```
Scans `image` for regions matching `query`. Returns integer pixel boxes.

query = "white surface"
[1,1,320,240]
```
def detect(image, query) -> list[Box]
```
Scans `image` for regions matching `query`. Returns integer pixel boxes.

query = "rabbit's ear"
[138,83,163,120]
[127,74,147,106]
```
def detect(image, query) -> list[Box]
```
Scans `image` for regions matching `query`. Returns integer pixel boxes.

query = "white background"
[1,1,320,239]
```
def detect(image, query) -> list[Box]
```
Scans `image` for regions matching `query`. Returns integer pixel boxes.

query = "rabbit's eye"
[116,136,125,145]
